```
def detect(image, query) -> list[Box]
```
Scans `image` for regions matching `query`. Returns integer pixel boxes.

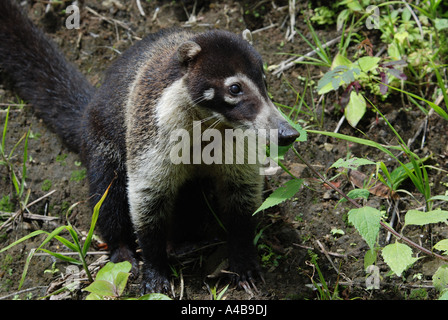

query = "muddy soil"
[1,0,447,301]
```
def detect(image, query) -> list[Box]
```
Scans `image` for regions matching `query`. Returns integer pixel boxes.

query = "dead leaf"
[347,170,399,200]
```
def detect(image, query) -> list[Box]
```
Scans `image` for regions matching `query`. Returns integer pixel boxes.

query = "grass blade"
[1,106,9,155]
[82,180,112,256]
[19,129,30,197]
[0,230,47,253]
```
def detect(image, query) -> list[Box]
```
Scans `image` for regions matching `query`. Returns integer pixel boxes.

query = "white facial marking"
[224,73,260,97]
[203,88,215,100]
[223,73,282,130]
[224,95,239,105]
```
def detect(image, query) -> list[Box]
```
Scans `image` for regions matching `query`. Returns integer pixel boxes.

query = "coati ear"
[177,41,202,64]
[242,29,253,45]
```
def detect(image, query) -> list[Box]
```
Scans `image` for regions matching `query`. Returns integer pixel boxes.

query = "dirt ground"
[1,0,447,300]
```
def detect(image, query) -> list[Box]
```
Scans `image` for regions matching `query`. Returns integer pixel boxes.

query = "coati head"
[177,30,299,146]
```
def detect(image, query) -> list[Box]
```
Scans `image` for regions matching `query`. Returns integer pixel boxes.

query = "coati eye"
[229,83,242,95]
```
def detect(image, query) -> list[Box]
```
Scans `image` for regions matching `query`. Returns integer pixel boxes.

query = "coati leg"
[86,155,139,275]
[127,158,188,294]
[216,165,264,286]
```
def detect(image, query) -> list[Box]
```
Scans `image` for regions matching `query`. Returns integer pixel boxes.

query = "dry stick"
[294,149,448,262]
[315,240,351,283]
[402,0,424,40]
[0,211,58,222]
[0,286,47,300]
[252,23,278,35]
[286,0,296,42]
[0,190,56,231]
[136,0,146,17]
[272,35,342,76]
[85,6,133,33]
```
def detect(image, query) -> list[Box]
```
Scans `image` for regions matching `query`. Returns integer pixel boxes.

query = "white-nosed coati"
[0,1,299,293]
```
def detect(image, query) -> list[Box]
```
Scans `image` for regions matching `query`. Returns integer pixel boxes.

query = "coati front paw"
[141,266,170,294]
[229,256,264,291]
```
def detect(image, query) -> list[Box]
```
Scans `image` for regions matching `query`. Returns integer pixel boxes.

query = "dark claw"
[229,263,263,295]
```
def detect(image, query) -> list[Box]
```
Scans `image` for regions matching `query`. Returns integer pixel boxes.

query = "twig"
[286,0,296,42]
[272,36,342,76]
[402,0,424,40]
[252,23,278,34]
[85,6,133,33]
[294,148,448,262]
[0,190,56,231]
[385,198,400,243]
[334,115,345,134]
[0,211,58,222]
[316,240,351,282]
[136,0,145,17]
[0,286,48,300]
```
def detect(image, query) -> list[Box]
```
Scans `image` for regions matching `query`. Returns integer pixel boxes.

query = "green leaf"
[388,161,420,190]
[387,42,401,60]
[435,18,448,31]
[54,235,78,252]
[96,261,132,283]
[394,31,409,44]
[381,242,419,277]
[336,9,350,31]
[404,209,448,227]
[434,239,448,255]
[0,106,9,155]
[84,280,116,297]
[332,52,352,69]
[345,91,366,127]
[137,293,172,300]
[346,0,362,11]
[253,179,303,214]
[347,206,381,250]
[357,56,380,72]
[84,261,132,298]
[114,272,131,296]
[433,265,448,292]
[85,293,104,300]
[306,129,402,158]
[317,65,358,94]
[38,248,81,265]
[331,157,375,170]
[364,248,379,270]
[317,80,334,95]
[429,195,448,202]
[439,290,448,300]
[346,188,370,200]
[0,230,47,253]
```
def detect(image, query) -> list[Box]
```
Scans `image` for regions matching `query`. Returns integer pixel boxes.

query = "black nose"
[278,121,300,146]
